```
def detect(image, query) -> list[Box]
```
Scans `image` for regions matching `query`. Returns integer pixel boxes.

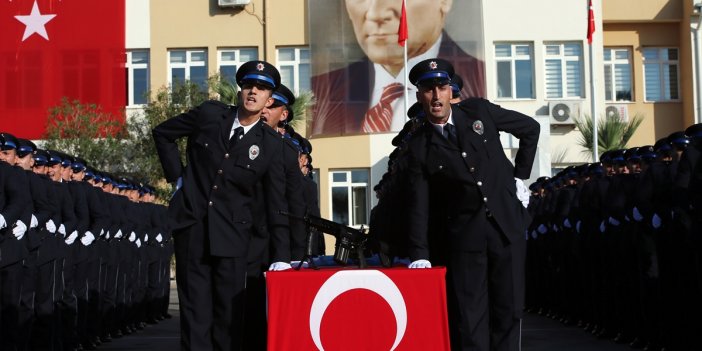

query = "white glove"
[30,214,39,229]
[115,229,123,239]
[144,233,149,242]
[608,217,620,226]
[128,231,136,242]
[100,229,105,237]
[537,224,547,234]
[530,230,538,239]
[45,219,57,233]
[515,178,530,208]
[599,220,606,233]
[81,231,95,246]
[0,214,6,230]
[105,231,111,240]
[136,238,142,248]
[65,230,79,245]
[268,262,292,271]
[408,259,432,269]
[652,213,662,229]
[576,220,582,234]
[632,207,644,222]
[552,224,559,232]
[13,220,27,240]
[58,224,66,236]
[156,233,163,243]
[563,218,572,228]
[625,215,631,222]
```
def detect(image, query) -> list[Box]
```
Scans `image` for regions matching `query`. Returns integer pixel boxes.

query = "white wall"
[481,0,605,175]
[126,0,150,49]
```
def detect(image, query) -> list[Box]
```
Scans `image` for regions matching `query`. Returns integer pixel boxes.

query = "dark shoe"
[642,342,662,351]
[613,332,629,343]
[629,338,646,349]
[82,341,97,350]
[163,313,173,319]
[597,328,614,339]
[146,318,159,325]
[112,329,123,338]
[100,333,112,343]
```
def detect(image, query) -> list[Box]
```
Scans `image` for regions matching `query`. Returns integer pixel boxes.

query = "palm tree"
[573,111,643,158]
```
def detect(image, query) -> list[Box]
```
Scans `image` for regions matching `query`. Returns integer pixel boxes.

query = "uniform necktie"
[443,123,457,145]
[229,126,244,148]
[362,82,404,133]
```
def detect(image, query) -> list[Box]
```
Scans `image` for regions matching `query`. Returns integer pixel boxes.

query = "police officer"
[152,60,291,350]
[403,58,540,350]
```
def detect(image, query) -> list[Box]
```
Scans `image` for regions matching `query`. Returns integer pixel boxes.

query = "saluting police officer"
[403,59,539,351]
[152,60,292,351]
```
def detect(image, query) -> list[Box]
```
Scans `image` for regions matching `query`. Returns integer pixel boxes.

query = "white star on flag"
[14,0,57,41]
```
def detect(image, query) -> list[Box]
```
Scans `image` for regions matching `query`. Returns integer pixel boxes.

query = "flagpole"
[402,0,409,122]
[588,0,598,162]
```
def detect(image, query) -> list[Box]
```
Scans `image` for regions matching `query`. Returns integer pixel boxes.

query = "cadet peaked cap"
[667,131,689,146]
[685,123,702,139]
[236,60,280,89]
[71,157,88,173]
[17,139,37,158]
[272,83,296,121]
[0,132,18,150]
[450,74,463,99]
[407,102,425,119]
[654,138,672,152]
[409,58,454,88]
[46,150,64,166]
[33,149,50,166]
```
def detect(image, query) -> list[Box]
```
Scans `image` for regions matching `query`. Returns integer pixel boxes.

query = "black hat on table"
[236,60,280,90]
[409,58,454,88]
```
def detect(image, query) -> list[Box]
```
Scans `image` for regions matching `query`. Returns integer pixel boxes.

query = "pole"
[694,13,702,124]
[402,0,409,122]
[590,43,598,162]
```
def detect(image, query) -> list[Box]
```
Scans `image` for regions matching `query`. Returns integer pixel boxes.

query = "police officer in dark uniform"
[152,60,291,351]
[403,58,540,350]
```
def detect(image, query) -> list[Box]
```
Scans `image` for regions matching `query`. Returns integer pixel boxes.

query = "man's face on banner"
[345,0,452,71]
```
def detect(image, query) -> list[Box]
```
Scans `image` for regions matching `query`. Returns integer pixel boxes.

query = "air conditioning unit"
[605,104,629,122]
[218,0,250,7]
[548,101,580,125]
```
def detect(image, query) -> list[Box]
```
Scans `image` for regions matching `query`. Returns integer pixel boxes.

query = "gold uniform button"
[477,181,483,186]
[483,197,488,202]
[217,169,223,174]
[224,153,230,159]
[461,152,467,158]
[469,167,476,173]
[208,201,214,206]
[212,185,218,190]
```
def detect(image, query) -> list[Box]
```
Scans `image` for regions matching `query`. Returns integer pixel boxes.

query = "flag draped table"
[266,267,450,351]
[0,0,125,139]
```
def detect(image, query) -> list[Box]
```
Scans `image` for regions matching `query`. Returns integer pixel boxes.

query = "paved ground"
[98,281,632,350]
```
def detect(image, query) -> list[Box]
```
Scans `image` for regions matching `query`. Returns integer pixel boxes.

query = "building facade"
[126,0,701,251]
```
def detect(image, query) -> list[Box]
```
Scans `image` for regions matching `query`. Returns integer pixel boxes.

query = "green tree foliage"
[42,98,129,173]
[42,76,315,201]
[573,111,644,158]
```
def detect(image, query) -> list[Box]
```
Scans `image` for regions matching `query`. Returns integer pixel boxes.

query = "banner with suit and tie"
[308,0,485,138]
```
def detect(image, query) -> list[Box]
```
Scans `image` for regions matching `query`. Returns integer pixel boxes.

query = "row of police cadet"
[0,132,173,351]
[525,123,702,351]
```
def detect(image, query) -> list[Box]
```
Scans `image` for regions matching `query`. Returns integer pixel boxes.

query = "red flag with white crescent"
[0,0,125,139]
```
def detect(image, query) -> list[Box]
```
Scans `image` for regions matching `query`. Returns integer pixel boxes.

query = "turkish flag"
[266,267,450,351]
[0,0,125,139]
[397,0,408,47]
[587,0,595,44]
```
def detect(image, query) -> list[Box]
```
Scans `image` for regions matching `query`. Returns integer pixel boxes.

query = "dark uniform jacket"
[153,100,290,261]
[404,98,539,261]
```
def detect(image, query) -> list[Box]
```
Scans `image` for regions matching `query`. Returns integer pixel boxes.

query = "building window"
[495,43,534,99]
[277,47,310,94]
[642,47,679,102]
[544,42,583,99]
[603,48,632,101]
[218,48,258,85]
[168,49,207,91]
[126,50,149,106]
[329,169,369,227]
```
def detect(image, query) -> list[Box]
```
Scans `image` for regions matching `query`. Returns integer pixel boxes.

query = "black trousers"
[444,210,524,351]
[174,220,248,351]
[1,260,24,351]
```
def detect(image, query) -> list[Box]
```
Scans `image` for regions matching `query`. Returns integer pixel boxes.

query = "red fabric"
[361,82,404,133]
[0,0,125,139]
[266,267,450,351]
[398,0,408,47]
[587,0,595,44]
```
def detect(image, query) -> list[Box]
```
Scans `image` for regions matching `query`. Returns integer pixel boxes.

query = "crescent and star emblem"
[309,270,408,351]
